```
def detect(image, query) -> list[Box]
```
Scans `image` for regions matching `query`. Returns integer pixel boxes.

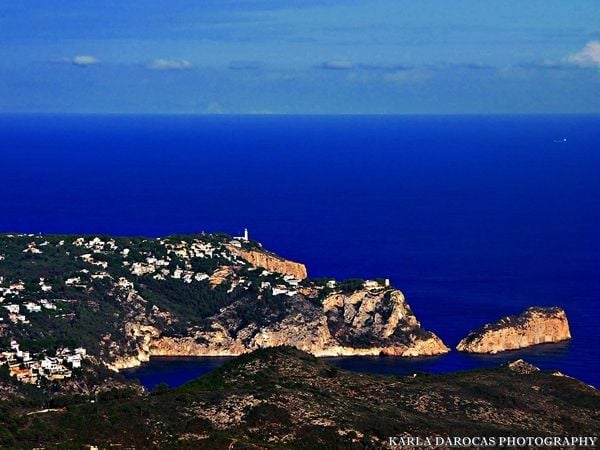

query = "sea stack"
[456,307,571,354]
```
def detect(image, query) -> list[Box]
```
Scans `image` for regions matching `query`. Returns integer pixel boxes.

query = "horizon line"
[1,112,599,117]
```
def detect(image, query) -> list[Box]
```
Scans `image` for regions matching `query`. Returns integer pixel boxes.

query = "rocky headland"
[111,285,449,369]
[0,232,448,374]
[456,306,571,354]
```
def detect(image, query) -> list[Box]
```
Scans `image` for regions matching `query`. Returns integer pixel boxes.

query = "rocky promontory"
[456,307,571,354]
[111,285,449,369]
[0,232,448,373]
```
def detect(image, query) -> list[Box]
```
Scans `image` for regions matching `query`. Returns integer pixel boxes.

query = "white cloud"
[566,41,600,67]
[147,58,193,71]
[71,55,100,66]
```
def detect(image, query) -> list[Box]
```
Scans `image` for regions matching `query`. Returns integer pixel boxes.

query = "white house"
[40,299,57,310]
[24,302,42,313]
[3,304,19,314]
[65,277,82,286]
[172,269,183,279]
[41,357,59,371]
[65,354,82,368]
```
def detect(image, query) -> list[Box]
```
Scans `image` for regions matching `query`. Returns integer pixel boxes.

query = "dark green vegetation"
[0,346,598,449]
[0,233,294,359]
[308,278,370,304]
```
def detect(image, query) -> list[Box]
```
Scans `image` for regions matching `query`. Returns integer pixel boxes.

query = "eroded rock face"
[149,295,333,358]
[227,245,307,279]
[323,288,449,356]
[456,307,571,354]
[112,287,449,368]
[108,323,161,370]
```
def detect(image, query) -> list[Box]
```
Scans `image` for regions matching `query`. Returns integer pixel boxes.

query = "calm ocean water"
[1,114,598,388]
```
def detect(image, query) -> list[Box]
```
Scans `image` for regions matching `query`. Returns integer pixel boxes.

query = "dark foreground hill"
[1,346,598,449]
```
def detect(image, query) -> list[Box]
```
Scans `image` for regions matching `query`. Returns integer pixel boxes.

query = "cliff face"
[322,288,449,356]
[456,307,571,354]
[113,287,448,368]
[226,245,307,279]
[109,323,161,370]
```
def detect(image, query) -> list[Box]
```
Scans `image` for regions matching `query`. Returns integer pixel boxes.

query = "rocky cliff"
[226,245,307,279]
[111,287,448,369]
[456,307,571,354]
[322,288,448,356]
[0,232,447,373]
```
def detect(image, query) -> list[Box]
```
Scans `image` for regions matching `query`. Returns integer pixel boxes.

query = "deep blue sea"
[1,114,598,388]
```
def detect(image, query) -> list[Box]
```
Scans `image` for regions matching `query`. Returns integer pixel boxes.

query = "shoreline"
[120,346,597,393]
[111,342,451,371]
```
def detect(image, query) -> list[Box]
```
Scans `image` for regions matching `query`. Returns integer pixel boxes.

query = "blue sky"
[1,0,599,114]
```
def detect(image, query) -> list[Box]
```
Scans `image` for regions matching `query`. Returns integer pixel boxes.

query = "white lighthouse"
[234,228,249,242]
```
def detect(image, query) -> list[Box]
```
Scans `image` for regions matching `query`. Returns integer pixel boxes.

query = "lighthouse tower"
[243,228,249,242]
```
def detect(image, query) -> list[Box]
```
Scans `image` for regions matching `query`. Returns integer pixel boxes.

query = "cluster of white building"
[7,234,261,293]
[122,237,249,285]
[0,270,93,328]
[171,268,210,283]
[164,239,218,259]
[258,271,301,297]
[1,277,52,300]
[1,303,29,324]
[364,279,391,289]
[0,278,26,300]
[129,256,170,277]
[80,253,109,269]
[0,340,87,385]
[0,274,63,325]
[73,236,118,252]
[1,297,60,325]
